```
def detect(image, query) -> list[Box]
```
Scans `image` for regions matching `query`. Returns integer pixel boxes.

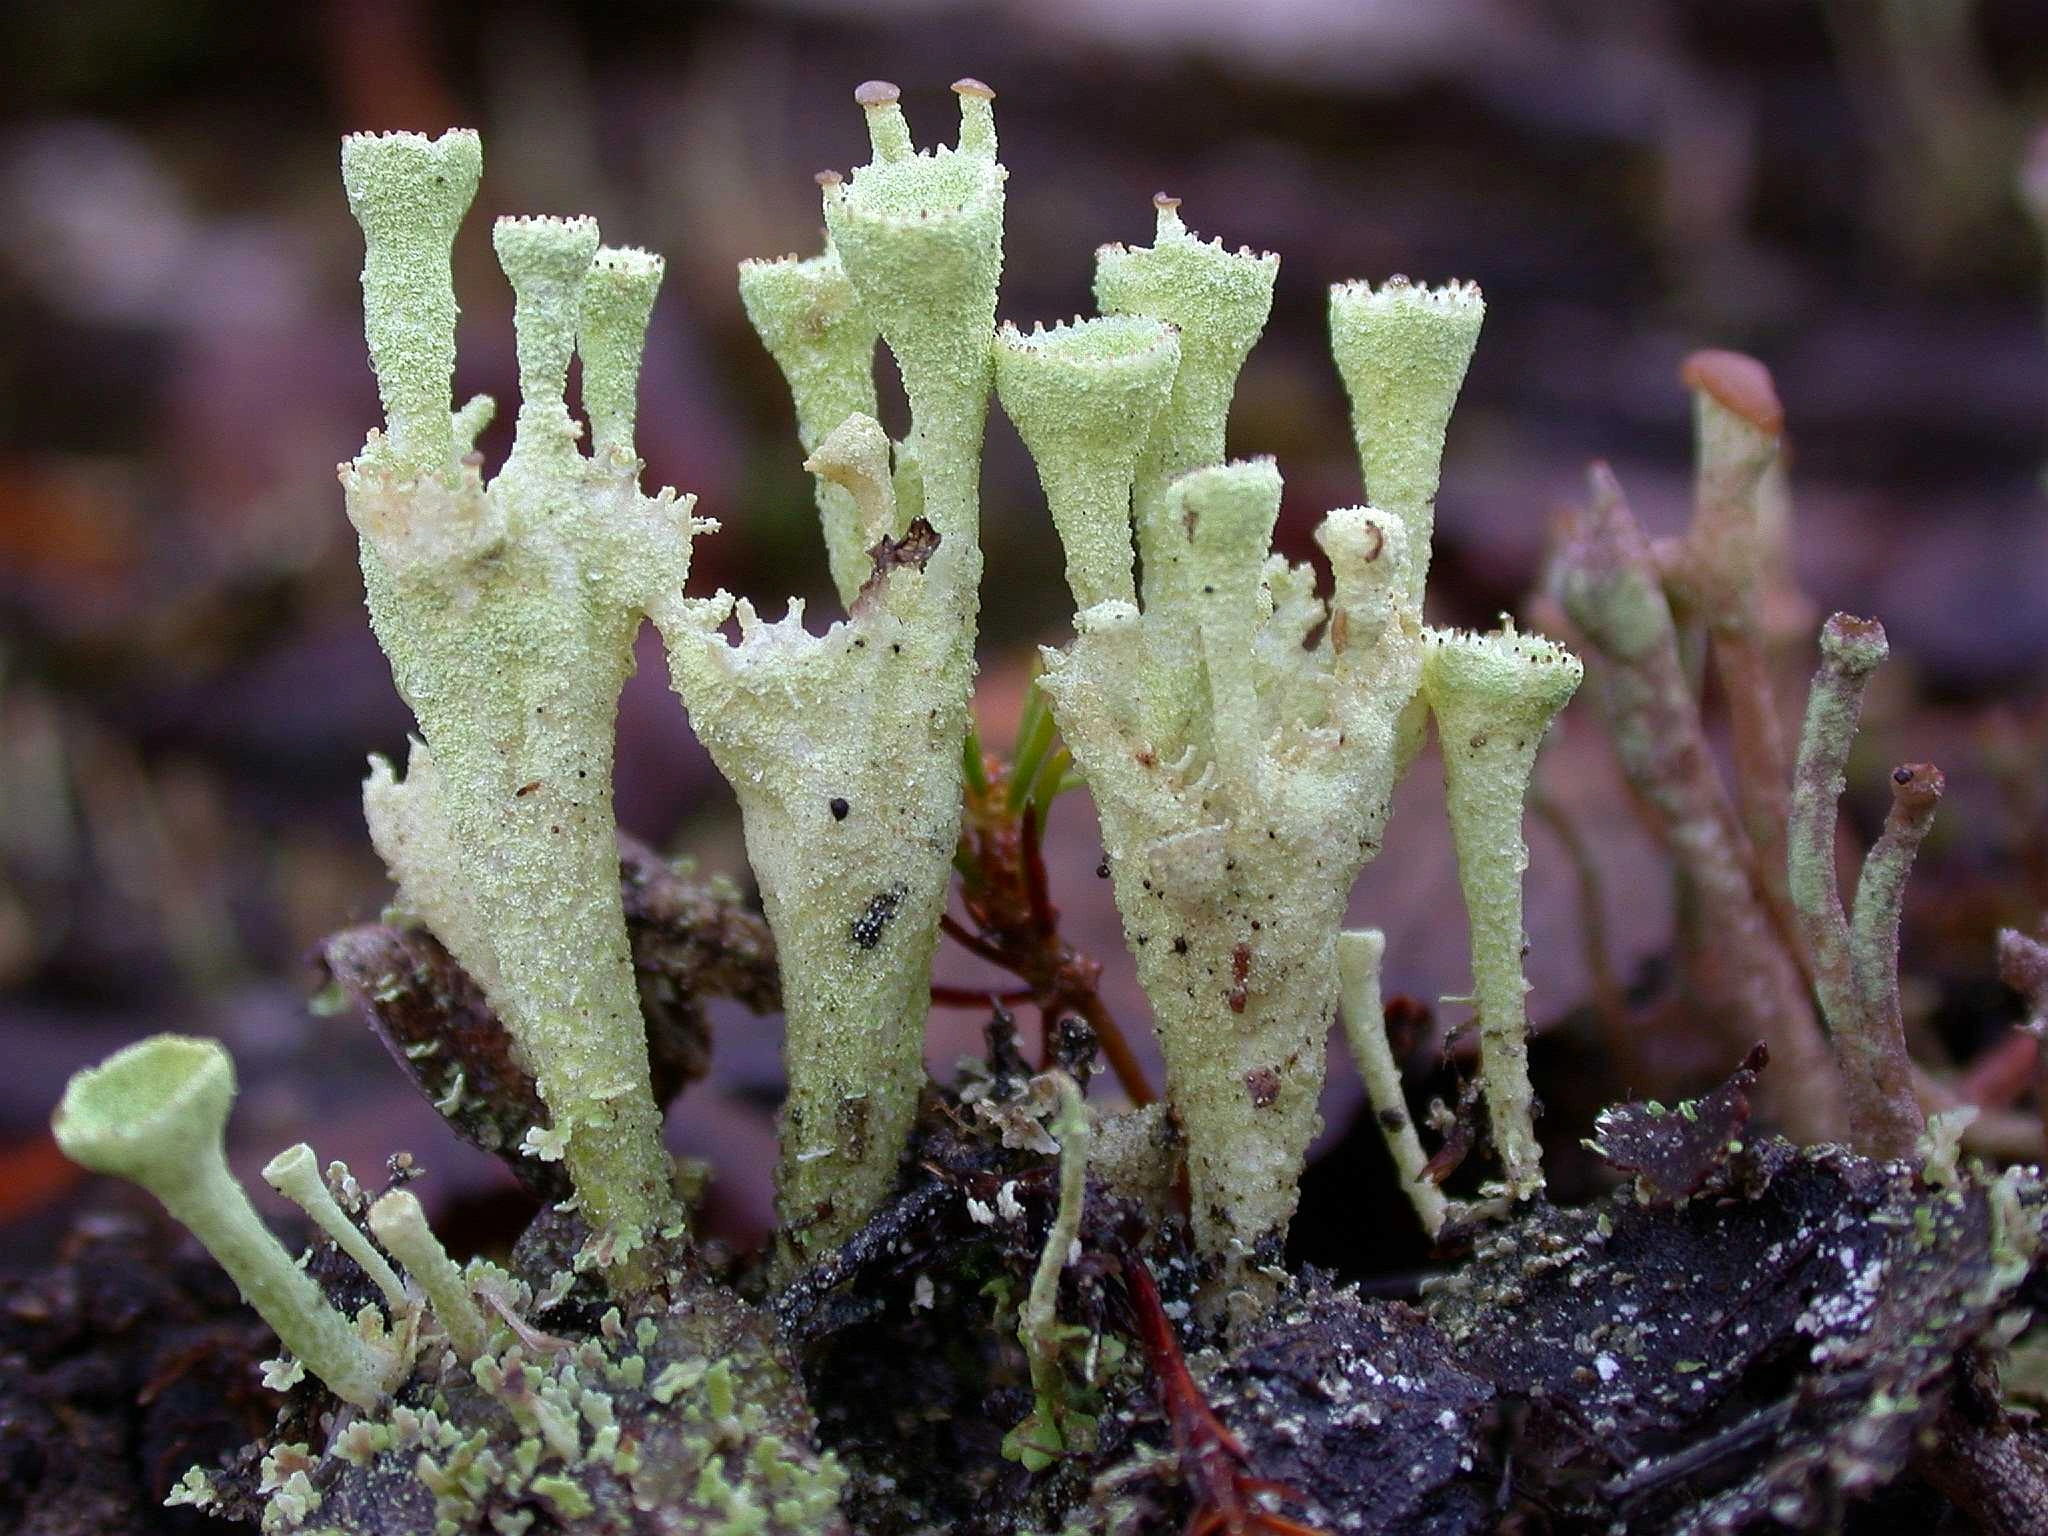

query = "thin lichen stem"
[1337,930,1448,1238]
[1843,762,1941,1156]
[1018,1073,1090,1452]
[1421,624,1581,1201]
[1787,613,1913,1157]
[262,1143,408,1312]
[369,1189,492,1364]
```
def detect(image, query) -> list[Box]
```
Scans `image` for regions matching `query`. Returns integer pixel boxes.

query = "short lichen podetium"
[1328,277,1485,617]
[1094,195,1277,749]
[1336,929,1449,1238]
[52,1035,403,1408]
[1421,624,1582,1202]
[1040,454,1422,1312]
[737,241,882,607]
[994,314,1180,610]
[262,1142,408,1312]
[658,83,1004,1270]
[340,131,697,1288]
[368,1189,492,1364]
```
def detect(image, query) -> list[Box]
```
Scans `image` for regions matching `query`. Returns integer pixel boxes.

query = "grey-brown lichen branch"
[1789,612,1935,1161]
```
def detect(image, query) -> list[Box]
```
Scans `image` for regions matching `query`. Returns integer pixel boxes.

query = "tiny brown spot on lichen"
[1246,1067,1280,1108]
[854,80,901,108]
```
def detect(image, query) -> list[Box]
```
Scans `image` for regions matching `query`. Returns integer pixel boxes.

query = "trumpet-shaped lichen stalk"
[1421,623,1582,1201]
[368,1188,492,1364]
[1329,278,1485,615]
[737,244,882,605]
[1336,929,1448,1238]
[1040,454,1421,1308]
[262,1142,408,1312]
[994,314,1180,609]
[52,1035,403,1408]
[1094,196,1277,749]
[659,83,1003,1269]
[340,131,697,1286]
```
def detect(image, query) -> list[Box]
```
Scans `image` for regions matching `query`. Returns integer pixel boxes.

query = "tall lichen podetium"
[1789,613,1937,1162]
[657,81,1004,1271]
[339,130,698,1290]
[1421,624,1581,1202]
[1094,194,1278,751]
[1026,206,1432,1312]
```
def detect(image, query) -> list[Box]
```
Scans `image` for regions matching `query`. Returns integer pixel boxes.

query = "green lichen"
[1421,623,1582,1202]
[52,1035,403,1408]
[1328,277,1485,613]
[341,131,695,1284]
[660,82,1005,1269]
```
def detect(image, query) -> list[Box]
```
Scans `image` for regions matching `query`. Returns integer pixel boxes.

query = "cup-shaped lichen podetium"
[53,1036,402,1408]
[656,416,964,1272]
[341,133,696,1288]
[1329,278,1485,615]
[1040,459,1421,1311]
[737,246,882,608]
[1093,198,1277,752]
[994,314,1180,610]
[1421,624,1582,1201]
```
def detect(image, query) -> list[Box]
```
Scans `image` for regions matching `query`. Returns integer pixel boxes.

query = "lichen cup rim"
[52,1033,234,1184]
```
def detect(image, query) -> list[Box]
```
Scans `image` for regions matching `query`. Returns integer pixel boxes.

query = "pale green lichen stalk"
[1422,623,1583,1202]
[659,82,1004,1268]
[1093,197,1277,750]
[262,1142,408,1312]
[340,131,698,1283]
[368,1188,492,1363]
[51,1035,403,1409]
[1329,278,1485,613]
[1337,929,1449,1238]
[1039,445,1421,1303]
[1007,1072,1094,1470]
